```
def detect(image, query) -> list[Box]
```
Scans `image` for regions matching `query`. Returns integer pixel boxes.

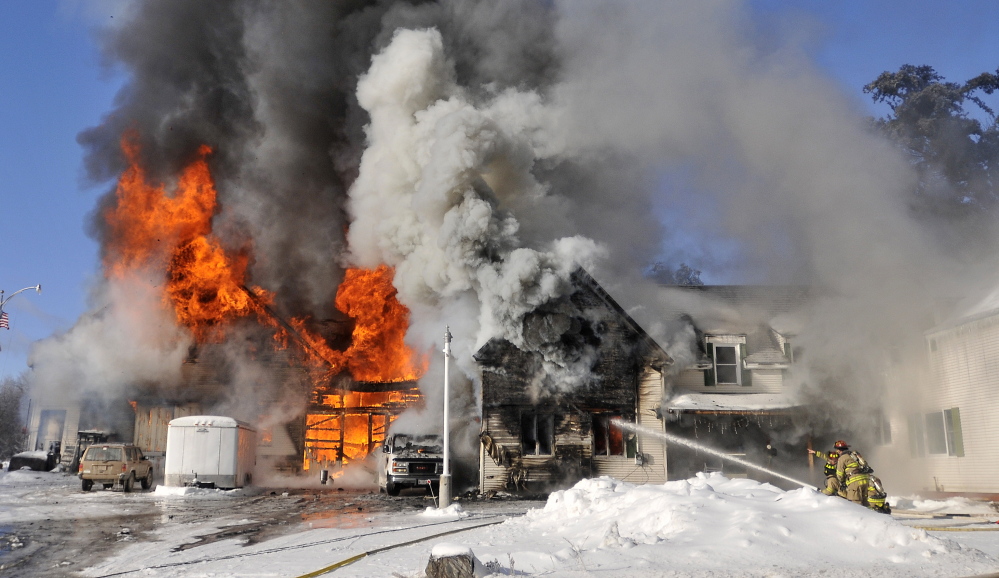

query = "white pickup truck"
[377,433,444,496]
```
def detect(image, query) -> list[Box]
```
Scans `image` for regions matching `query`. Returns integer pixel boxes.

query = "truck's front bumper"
[390,475,439,488]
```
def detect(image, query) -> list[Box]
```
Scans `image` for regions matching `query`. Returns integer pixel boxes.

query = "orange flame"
[104,132,429,470]
[103,132,267,341]
[336,265,428,382]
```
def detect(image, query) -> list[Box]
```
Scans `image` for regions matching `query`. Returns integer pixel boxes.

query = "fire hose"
[294,519,506,577]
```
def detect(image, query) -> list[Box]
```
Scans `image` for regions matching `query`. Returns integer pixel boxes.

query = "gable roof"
[572,269,673,366]
[474,269,674,368]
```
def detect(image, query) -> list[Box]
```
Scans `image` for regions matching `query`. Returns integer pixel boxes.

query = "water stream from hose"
[613,419,817,490]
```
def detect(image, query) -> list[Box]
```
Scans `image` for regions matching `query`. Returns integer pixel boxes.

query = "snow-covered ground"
[3,468,999,577]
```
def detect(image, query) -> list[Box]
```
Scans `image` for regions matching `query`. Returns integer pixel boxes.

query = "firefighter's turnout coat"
[836,451,870,506]
[814,451,842,497]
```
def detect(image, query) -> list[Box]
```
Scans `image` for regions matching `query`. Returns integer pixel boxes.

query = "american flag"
[0,311,8,329]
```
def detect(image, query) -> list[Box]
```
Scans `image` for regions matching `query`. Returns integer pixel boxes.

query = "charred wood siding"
[477,274,670,492]
[480,411,592,493]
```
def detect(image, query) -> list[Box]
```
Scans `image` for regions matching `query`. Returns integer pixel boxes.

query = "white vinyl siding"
[592,367,667,484]
[746,369,782,393]
[676,367,783,393]
[915,313,999,493]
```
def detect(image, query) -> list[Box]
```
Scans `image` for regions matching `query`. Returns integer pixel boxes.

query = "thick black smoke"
[78,0,565,319]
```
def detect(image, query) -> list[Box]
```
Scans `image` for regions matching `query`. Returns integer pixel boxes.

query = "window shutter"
[704,342,715,386]
[908,413,925,457]
[740,343,752,386]
[946,408,964,457]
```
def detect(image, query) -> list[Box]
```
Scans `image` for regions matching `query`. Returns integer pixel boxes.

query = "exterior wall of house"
[592,366,667,484]
[911,314,999,493]
[27,404,80,465]
[747,369,783,394]
[479,366,669,492]
[479,410,592,493]
[133,403,202,453]
[674,368,783,394]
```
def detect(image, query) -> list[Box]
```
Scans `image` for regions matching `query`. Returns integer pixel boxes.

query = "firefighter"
[867,475,891,514]
[833,440,870,507]
[807,447,843,497]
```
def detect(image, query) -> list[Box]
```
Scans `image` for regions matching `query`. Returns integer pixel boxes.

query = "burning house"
[476,270,673,493]
[26,135,431,478]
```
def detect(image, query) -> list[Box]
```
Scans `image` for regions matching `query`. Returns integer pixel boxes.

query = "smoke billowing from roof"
[27,0,994,458]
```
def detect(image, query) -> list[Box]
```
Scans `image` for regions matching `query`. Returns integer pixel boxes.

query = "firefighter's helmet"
[834,440,849,450]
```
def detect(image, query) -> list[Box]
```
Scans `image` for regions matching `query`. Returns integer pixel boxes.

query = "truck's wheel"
[141,470,153,490]
[82,479,93,492]
[123,473,134,493]
[386,482,400,496]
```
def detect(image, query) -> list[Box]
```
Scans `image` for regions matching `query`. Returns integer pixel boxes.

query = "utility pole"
[440,326,452,508]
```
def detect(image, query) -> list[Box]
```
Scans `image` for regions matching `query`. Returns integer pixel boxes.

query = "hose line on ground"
[294,519,506,577]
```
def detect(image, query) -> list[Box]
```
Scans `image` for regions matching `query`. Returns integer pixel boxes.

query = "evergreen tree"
[864,65,999,214]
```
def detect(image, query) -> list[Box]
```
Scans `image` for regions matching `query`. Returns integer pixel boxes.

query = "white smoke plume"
[29,273,189,402]
[346,28,606,393]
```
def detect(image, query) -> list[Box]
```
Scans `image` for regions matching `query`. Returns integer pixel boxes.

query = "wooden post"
[807,435,814,473]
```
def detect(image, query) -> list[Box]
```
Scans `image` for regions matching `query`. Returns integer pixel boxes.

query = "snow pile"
[153,485,249,499]
[0,469,69,487]
[420,503,468,518]
[510,473,996,576]
[895,495,999,517]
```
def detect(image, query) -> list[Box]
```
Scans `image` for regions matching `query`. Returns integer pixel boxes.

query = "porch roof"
[666,392,801,413]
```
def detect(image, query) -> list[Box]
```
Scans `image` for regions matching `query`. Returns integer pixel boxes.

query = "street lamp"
[440,326,452,508]
[0,285,42,330]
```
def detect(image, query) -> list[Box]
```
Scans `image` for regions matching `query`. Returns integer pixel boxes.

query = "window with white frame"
[704,336,748,386]
[917,408,964,457]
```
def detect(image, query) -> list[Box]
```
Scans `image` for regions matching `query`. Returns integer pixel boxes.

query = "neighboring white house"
[893,295,999,495]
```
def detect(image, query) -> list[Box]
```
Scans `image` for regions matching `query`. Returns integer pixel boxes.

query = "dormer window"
[704,336,750,386]
[714,345,740,384]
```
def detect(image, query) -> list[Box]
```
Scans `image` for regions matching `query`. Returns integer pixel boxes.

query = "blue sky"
[1,1,998,383]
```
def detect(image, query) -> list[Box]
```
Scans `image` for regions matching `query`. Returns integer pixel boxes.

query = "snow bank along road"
[3,469,999,577]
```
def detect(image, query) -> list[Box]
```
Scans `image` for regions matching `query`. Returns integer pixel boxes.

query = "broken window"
[521,412,554,456]
[592,415,637,457]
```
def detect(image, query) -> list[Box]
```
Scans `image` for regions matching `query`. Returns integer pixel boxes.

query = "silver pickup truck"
[377,433,444,496]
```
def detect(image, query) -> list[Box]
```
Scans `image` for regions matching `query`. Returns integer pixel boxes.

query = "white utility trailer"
[164,416,256,489]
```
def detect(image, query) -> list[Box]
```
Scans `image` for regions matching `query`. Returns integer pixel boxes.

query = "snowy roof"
[168,415,255,430]
[667,392,801,412]
[744,348,791,367]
